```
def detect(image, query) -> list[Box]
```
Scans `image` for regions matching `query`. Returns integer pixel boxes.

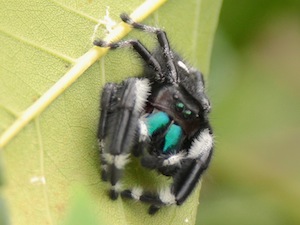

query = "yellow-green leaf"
[0,0,222,224]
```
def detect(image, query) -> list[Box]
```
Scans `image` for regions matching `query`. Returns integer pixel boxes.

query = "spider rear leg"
[98,78,150,199]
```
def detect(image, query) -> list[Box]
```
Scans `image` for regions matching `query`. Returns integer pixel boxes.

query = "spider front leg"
[98,78,150,199]
[94,39,164,82]
[120,13,177,82]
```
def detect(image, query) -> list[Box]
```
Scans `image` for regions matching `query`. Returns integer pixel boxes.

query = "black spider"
[94,13,214,215]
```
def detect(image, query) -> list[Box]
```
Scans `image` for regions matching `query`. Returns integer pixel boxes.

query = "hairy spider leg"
[97,83,116,181]
[121,127,214,214]
[94,39,164,82]
[98,78,150,199]
[120,13,178,83]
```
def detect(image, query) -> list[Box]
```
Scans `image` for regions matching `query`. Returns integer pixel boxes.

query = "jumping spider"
[94,13,213,215]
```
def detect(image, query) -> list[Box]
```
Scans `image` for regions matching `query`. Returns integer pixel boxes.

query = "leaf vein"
[35,118,54,225]
[0,28,76,63]
[49,0,99,23]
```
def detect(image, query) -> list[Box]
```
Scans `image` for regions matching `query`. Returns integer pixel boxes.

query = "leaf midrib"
[0,0,169,149]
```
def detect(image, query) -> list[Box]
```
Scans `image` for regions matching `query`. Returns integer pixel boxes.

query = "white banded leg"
[121,186,176,214]
[99,78,150,199]
[121,128,213,214]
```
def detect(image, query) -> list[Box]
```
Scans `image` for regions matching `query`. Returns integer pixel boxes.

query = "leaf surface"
[0,0,222,224]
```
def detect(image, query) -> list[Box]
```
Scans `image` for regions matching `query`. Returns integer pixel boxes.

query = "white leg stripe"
[159,188,176,205]
[135,79,150,112]
[111,182,122,192]
[162,152,185,166]
[131,187,143,200]
[114,154,130,169]
[102,153,114,164]
[102,153,130,169]
[188,129,213,160]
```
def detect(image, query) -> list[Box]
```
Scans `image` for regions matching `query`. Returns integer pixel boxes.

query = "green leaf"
[0,153,10,225]
[0,196,10,225]
[0,0,222,224]
[62,186,105,225]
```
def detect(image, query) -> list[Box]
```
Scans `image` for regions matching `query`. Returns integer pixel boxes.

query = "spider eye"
[183,109,192,118]
[175,102,193,119]
[175,102,184,112]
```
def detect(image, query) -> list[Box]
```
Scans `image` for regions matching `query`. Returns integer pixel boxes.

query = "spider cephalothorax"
[94,13,214,214]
